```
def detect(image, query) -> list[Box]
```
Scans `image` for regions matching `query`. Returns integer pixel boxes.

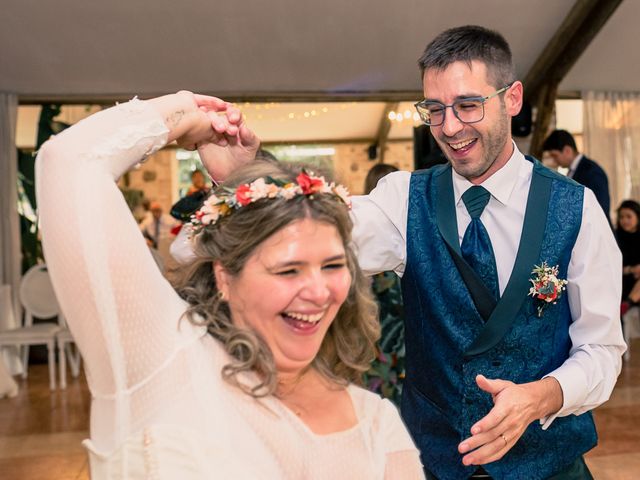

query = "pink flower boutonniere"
[528,262,568,318]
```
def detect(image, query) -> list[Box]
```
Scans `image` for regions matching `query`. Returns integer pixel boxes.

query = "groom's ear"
[505,81,524,118]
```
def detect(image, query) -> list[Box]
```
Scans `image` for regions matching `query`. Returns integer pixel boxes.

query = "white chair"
[56,317,82,389]
[622,306,640,362]
[0,265,61,390]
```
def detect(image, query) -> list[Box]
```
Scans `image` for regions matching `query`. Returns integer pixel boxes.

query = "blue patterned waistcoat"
[400,160,597,480]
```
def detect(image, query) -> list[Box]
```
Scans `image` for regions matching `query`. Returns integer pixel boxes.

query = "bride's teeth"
[285,311,323,323]
[450,139,474,150]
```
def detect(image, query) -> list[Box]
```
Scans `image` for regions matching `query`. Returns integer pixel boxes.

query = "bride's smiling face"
[215,218,351,374]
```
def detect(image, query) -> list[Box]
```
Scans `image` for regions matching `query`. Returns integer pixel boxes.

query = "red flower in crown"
[235,184,252,206]
[296,172,324,194]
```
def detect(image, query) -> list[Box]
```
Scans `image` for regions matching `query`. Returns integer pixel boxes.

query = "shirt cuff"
[539,363,588,430]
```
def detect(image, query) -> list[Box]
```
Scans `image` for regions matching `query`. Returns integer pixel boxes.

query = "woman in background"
[617,199,640,315]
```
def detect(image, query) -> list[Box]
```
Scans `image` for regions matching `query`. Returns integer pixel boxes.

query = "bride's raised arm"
[35,93,242,395]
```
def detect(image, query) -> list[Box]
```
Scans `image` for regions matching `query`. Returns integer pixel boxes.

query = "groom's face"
[423,60,520,183]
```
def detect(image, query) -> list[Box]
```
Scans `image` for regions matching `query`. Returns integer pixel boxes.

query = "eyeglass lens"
[419,99,484,126]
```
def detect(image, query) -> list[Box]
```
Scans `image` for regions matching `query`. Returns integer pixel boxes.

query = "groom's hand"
[194,96,260,182]
[457,374,563,466]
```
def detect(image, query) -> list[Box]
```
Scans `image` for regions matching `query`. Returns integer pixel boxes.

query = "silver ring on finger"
[499,433,508,447]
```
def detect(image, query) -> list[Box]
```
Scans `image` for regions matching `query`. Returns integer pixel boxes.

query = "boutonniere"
[528,262,568,318]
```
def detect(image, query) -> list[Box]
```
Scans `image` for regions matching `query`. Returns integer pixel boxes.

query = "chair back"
[19,264,61,321]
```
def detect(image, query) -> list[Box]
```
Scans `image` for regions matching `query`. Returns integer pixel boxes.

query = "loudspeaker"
[413,125,447,170]
[367,144,378,160]
[511,101,532,137]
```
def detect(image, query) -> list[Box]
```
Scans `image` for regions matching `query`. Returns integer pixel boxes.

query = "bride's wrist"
[148,92,199,142]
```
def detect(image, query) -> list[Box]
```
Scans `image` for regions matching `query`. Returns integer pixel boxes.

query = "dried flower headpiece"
[189,170,351,235]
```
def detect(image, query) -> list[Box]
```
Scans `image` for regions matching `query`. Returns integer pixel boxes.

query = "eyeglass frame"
[414,83,514,127]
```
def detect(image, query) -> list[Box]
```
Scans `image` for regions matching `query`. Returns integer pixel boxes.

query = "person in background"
[186,169,210,196]
[543,129,611,218]
[139,201,180,250]
[616,200,640,315]
[363,163,406,406]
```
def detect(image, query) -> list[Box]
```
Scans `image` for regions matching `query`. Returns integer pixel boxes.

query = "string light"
[237,102,365,123]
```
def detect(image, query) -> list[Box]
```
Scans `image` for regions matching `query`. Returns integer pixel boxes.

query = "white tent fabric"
[0,93,22,330]
[583,91,640,218]
[0,92,23,375]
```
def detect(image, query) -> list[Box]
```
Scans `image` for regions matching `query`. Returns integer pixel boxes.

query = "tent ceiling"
[9,1,637,145]
[3,0,592,101]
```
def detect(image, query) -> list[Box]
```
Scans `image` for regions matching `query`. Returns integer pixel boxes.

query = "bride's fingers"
[225,106,243,125]
[193,94,228,111]
[207,113,240,138]
[208,112,230,133]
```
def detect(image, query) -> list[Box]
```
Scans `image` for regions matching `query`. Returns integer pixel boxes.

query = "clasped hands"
[458,374,563,466]
[151,91,261,182]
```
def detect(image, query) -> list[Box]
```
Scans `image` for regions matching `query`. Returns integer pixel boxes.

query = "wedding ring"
[499,434,508,447]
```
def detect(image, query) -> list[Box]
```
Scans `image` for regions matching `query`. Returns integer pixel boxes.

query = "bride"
[36,92,423,479]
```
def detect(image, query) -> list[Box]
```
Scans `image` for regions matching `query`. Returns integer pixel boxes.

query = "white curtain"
[583,91,640,219]
[0,93,21,330]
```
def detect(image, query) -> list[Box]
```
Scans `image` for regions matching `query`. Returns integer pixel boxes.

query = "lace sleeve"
[36,100,199,396]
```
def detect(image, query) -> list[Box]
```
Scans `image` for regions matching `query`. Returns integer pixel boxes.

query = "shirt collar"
[452,141,527,207]
[569,153,583,173]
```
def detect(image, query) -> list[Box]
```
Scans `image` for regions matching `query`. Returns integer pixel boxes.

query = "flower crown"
[189,170,351,234]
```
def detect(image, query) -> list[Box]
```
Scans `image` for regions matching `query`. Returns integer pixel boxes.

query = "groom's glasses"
[414,83,513,126]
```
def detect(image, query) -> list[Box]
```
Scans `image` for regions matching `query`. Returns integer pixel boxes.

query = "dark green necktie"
[461,186,499,300]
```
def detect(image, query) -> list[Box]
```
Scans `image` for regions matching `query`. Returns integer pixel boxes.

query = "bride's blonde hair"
[174,161,379,397]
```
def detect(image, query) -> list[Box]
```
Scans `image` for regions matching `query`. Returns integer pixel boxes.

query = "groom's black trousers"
[424,456,593,480]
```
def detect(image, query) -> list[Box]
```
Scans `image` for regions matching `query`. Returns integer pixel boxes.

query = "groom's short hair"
[418,25,516,89]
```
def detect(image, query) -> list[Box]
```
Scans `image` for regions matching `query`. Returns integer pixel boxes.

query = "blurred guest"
[186,169,210,196]
[543,129,611,218]
[363,163,406,406]
[617,200,640,315]
[139,201,179,250]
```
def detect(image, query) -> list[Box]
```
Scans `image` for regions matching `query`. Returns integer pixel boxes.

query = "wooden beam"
[18,90,423,106]
[524,0,624,104]
[529,82,560,159]
[376,102,399,162]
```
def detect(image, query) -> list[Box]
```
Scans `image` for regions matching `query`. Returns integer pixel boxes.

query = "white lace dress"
[36,100,423,479]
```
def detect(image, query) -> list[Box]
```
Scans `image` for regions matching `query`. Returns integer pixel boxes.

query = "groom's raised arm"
[350,171,411,277]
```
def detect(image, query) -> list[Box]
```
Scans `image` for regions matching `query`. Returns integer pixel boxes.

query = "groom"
[349,26,625,479]
[178,25,625,480]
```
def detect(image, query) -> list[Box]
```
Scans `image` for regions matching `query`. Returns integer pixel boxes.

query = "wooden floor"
[1,341,639,479]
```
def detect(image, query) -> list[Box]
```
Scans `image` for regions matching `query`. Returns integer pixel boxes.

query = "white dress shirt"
[567,153,584,179]
[351,144,626,427]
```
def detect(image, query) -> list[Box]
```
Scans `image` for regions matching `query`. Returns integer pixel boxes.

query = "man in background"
[543,129,611,218]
